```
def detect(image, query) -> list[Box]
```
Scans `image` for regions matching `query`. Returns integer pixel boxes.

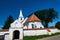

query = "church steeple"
[18,10,24,22]
[19,10,23,17]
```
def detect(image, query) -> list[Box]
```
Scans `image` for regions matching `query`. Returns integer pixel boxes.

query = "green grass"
[23,32,60,40]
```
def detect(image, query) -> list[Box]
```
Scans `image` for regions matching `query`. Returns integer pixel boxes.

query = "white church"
[0,10,60,40]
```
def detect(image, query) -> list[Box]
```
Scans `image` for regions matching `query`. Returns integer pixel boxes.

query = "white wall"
[49,29,60,33]
[34,22,44,28]
[4,34,9,40]
[9,28,23,40]
[23,29,60,36]
[0,29,60,36]
[24,21,44,29]
[0,32,9,35]
[0,28,60,40]
[24,29,48,36]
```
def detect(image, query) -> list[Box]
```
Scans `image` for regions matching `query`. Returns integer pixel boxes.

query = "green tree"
[2,16,14,29]
[55,22,60,30]
[34,8,58,28]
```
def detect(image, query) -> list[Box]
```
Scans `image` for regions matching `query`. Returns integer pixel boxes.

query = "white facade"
[8,10,24,40]
[24,21,44,29]
[9,27,23,40]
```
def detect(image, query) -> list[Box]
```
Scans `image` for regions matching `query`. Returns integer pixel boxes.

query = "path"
[37,35,60,40]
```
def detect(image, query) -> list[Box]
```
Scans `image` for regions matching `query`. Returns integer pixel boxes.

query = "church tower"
[18,10,24,22]
[9,10,24,40]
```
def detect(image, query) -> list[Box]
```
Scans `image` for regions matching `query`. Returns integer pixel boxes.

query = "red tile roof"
[25,14,40,23]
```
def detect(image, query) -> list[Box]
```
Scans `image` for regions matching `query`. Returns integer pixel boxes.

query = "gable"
[24,14,41,24]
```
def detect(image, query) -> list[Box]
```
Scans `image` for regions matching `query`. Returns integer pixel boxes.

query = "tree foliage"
[55,22,60,30]
[2,16,14,29]
[34,8,58,28]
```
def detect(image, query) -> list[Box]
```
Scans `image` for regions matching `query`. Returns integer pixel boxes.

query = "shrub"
[55,22,60,30]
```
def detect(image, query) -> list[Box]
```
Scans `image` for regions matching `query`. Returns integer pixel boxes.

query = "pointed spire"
[18,10,24,22]
[19,10,23,17]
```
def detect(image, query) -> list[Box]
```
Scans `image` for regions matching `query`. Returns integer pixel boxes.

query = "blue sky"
[0,0,60,28]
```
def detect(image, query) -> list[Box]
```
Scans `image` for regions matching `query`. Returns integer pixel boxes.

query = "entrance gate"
[13,30,20,40]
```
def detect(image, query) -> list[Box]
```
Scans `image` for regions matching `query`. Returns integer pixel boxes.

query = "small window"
[32,24,34,28]
[40,27,42,28]
[21,18,22,20]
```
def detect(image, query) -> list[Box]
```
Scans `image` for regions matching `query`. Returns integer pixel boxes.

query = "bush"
[55,22,60,30]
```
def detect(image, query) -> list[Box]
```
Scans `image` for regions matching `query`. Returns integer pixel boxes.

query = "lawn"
[23,32,60,40]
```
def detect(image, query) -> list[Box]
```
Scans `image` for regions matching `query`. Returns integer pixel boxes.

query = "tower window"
[21,18,22,20]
